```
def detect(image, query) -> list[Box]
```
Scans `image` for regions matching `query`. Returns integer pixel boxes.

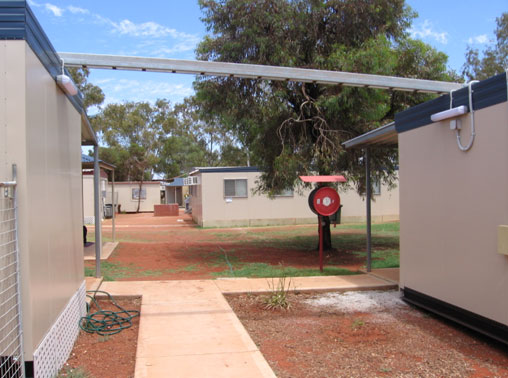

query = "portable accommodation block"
[345,72,508,344]
[397,72,508,344]
[0,1,94,376]
[188,167,399,228]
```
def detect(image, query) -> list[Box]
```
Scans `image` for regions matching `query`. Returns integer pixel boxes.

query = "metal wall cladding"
[0,1,85,113]
[395,72,508,134]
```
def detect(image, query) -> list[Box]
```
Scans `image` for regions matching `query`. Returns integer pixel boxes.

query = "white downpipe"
[455,80,479,152]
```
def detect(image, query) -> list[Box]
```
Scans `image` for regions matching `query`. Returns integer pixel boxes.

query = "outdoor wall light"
[431,81,478,152]
[56,74,78,96]
[430,105,468,122]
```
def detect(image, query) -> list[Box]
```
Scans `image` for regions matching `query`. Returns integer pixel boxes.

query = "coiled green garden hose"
[80,290,140,336]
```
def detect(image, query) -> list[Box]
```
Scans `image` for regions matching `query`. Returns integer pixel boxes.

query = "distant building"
[188,167,399,228]
[111,181,163,213]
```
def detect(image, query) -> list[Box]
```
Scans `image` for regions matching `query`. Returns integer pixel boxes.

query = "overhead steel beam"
[59,52,463,94]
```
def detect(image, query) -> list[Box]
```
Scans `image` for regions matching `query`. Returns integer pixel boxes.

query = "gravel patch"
[303,290,407,313]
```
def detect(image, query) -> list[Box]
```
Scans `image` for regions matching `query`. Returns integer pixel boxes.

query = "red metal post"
[319,215,323,272]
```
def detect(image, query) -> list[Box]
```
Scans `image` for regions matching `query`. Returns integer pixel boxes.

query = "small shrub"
[264,274,293,310]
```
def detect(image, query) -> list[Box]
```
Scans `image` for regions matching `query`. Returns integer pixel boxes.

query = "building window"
[224,179,248,198]
[132,188,147,200]
[372,179,381,195]
[274,188,294,197]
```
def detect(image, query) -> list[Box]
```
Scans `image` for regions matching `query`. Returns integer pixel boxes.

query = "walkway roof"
[342,122,398,149]
[59,53,463,94]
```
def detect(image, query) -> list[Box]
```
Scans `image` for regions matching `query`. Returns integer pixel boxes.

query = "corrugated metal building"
[0,2,95,376]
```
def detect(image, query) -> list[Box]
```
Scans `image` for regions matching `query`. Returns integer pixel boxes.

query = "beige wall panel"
[196,171,398,227]
[190,173,203,225]
[23,45,84,357]
[399,102,508,325]
[338,182,399,221]
[200,171,314,227]
[0,41,34,358]
[112,183,161,212]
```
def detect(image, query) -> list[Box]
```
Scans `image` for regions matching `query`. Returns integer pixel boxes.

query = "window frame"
[372,179,381,196]
[132,187,147,200]
[223,178,248,198]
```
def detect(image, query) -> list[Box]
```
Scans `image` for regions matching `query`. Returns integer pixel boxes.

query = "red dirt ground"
[86,212,367,280]
[76,214,508,377]
[60,297,140,378]
[228,292,508,378]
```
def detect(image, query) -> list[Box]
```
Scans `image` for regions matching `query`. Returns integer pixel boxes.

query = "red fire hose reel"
[308,187,341,216]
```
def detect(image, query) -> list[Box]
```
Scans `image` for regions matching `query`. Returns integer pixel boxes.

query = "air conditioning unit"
[183,176,200,186]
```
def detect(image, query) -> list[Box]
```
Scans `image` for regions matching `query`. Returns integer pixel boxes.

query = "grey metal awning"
[58,53,463,94]
[342,122,397,149]
[81,111,97,146]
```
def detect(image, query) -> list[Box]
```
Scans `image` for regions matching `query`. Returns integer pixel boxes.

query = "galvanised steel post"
[93,145,101,278]
[365,148,372,272]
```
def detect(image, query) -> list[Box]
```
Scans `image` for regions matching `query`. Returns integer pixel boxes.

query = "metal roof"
[300,175,347,183]
[193,166,260,173]
[81,154,115,170]
[163,177,185,187]
[58,53,463,94]
[342,122,398,149]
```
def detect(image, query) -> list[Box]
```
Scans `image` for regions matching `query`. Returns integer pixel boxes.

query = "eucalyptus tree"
[462,12,508,81]
[195,0,455,249]
[95,100,173,212]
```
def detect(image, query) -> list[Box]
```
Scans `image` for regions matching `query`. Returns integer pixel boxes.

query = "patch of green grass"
[100,261,136,281]
[243,232,399,252]
[339,222,399,233]
[84,266,95,277]
[57,366,90,378]
[85,262,202,281]
[213,262,359,278]
[207,226,318,242]
[331,233,399,251]
[353,249,400,269]
[182,264,199,272]
[206,250,241,267]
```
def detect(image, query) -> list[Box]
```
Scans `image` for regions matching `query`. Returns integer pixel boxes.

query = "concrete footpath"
[99,272,398,378]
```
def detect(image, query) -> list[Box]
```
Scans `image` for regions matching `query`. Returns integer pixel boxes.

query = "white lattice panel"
[83,216,95,225]
[33,281,86,378]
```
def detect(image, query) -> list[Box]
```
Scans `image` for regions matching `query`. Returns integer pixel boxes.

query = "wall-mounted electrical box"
[497,225,508,255]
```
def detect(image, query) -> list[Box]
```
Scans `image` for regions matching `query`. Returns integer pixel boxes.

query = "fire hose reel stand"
[308,186,341,272]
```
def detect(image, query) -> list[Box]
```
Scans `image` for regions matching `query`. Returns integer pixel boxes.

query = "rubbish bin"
[104,204,113,219]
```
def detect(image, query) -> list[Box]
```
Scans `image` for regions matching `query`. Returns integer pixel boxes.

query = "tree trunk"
[321,216,333,251]
[316,215,333,251]
[136,179,143,213]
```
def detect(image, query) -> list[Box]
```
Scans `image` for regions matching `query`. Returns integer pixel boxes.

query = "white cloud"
[91,15,200,58]
[109,19,196,41]
[467,34,490,45]
[409,20,448,44]
[27,0,42,7]
[98,78,194,104]
[44,3,64,17]
[68,6,89,15]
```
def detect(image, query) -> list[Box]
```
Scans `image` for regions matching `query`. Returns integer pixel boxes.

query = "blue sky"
[29,0,506,109]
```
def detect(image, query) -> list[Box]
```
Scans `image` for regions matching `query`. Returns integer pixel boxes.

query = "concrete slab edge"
[218,283,398,295]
